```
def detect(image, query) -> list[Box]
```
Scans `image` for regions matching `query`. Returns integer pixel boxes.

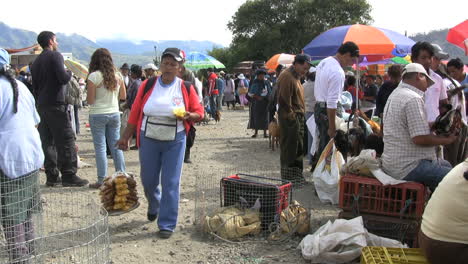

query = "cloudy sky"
[1,0,466,46]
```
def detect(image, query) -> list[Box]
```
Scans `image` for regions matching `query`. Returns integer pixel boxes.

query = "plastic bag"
[298,216,407,263]
[312,139,345,204]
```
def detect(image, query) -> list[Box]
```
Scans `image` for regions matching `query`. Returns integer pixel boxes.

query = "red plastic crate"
[220,174,292,229]
[339,174,427,219]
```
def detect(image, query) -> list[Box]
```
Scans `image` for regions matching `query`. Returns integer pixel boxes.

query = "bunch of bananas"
[99,172,138,212]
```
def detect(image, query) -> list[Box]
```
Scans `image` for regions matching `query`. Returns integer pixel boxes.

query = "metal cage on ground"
[0,170,110,264]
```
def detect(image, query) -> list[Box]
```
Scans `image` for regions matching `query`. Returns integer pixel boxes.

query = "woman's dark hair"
[37,31,55,49]
[0,68,19,113]
[447,58,464,70]
[387,64,402,80]
[346,75,356,86]
[411,41,434,62]
[88,48,117,90]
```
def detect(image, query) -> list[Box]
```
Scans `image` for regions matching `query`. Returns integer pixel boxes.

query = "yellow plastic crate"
[361,247,429,264]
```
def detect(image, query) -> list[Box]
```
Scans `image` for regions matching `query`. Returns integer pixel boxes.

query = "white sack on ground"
[298,216,407,263]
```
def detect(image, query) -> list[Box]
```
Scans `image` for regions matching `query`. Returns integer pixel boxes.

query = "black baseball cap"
[162,48,183,62]
[294,54,313,65]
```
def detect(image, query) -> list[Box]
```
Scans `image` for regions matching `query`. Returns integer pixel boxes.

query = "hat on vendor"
[403,63,435,87]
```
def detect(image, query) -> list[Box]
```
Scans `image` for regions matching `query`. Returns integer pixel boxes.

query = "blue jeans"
[404,159,452,191]
[139,131,186,232]
[305,111,314,164]
[89,113,126,183]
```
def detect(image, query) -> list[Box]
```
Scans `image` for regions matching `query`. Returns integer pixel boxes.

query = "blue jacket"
[249,79,271,97]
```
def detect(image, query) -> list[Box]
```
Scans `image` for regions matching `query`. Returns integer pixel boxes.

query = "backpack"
[65,78,82,105]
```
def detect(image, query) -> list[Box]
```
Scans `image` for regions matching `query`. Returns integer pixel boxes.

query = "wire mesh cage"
[193,140,315,243]
[0,170,110,264]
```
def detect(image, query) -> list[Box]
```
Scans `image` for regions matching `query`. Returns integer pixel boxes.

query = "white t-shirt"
[421,160,468,244]
[314,56,345,109]
[424,70,448,123]
[142,77,185,132]
[87,71,121,115]
[443,78,466,123]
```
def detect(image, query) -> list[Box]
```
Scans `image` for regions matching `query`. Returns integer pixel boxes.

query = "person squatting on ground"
[117,48,203,239]
[30,31,88,187]
[313,42,359,166]
[381,63,457,191]
[277,54,312,184]
[419,159,468,264]
[86,48,127,188]
[248,69,271,138]
[0,48,43,263]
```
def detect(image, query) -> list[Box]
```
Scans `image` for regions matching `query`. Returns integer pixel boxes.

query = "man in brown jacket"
[277,54,312,184]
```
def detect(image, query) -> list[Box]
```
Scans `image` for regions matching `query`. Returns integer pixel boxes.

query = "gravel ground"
[38,107,342,264]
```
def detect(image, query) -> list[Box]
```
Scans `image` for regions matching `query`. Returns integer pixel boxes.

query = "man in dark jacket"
[31,31,88,187]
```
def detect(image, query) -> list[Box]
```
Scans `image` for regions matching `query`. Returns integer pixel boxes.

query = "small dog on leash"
[268,117,280,151]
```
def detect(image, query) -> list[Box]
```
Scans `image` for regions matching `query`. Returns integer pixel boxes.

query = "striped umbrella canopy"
[64,59,88,79]
[303,24,415,61]
[265,53,295,70]
[447,19,468,55]
[185,52,225,70]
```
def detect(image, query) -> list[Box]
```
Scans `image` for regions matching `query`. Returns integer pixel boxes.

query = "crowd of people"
[0,29,467,263]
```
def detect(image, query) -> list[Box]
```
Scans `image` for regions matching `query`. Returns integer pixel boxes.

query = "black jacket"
[31,49,71,105]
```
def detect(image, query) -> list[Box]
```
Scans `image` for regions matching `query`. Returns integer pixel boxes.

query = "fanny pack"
[144,116,178,141]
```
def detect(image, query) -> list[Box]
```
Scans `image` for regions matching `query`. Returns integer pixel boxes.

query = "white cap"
[403,63,435,86]
[346,71,355,76]
[143,63,158,70]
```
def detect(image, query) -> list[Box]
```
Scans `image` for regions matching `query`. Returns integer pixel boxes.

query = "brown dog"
[214,110,221,123]
[268,117,280,151]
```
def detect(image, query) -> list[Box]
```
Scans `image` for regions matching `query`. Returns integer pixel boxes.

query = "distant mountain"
[411,29,468,64]
[96,39,220,56]
[0,21,222,66]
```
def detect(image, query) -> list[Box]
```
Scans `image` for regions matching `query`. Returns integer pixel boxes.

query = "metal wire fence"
[0,170,110,264]
[193,135,324,242]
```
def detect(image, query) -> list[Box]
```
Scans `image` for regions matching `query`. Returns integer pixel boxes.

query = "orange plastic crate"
[339,174,427,219]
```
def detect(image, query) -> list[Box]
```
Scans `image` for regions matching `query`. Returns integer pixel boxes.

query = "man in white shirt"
[313,42,359,161]
[411,42,448,124]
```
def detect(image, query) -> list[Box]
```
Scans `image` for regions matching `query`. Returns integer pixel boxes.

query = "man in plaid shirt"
[382,63,457,191]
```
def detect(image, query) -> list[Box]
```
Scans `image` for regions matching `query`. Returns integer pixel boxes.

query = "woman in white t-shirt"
[117,48,204,239]
[86,48,127,188]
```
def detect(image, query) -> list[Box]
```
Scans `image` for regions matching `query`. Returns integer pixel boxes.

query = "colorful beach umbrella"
[303,24,415,60]
[64,59,88,79]
[184,52,225,70]
[265,53,295,70]
[447,20,468,55]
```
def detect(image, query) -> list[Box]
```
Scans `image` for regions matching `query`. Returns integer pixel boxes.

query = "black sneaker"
[184,159,192,164]
[62,176,89,187]
[147,213,157,222]
[46,176,62,187]
[158,230,173,239]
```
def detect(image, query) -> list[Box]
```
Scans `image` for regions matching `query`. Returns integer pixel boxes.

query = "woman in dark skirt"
[248,69,272,138]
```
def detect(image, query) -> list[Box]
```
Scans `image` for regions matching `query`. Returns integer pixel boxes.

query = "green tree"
[225,0,373,66]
